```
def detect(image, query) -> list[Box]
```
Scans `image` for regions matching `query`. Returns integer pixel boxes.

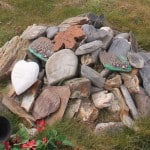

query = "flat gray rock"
[127,52,144,68]
[108,38,131,56]
[75,40,102,55]
[46,26,59,39]
[46,49,78,85]
[81,65,105,88]
[114,33,129,40]
[82,24,107,42]
[139,52,150,65]
[21,24,47,40]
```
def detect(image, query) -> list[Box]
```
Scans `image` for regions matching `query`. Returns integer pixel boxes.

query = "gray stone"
[46,49,78,85]
[82,24,107,42]
[140,65,150,97]
[81,65,105,88]
[91,86,103,94]
[21,24,47,40]
[114,33,129,40]
[65,78,91,98]
[133,87,150,117]
[95,122,124,134]
[81,49,100,65]
[46,26,59,39]
[139,52,150,65]
[108,38,131,56]
[59,16,89,31]
[92,91,114,109]
[75,40,102,55]
[127,52,144,68]
[64,99,81,119]
[78,100,99,122]
[32,88,61,120]
[100,27,114,49]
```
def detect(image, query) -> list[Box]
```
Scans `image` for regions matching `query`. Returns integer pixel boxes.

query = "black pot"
[0,116,11,141]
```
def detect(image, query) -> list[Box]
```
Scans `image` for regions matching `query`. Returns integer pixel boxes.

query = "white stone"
[11,60,39,95]
[46,49,78,85]
[92,91,114,109]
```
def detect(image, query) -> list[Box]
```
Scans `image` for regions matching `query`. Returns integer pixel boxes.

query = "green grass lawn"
[0,0,150,149]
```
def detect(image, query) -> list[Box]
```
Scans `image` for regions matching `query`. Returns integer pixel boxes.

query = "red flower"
[3,141,11,150]
[21,140,36,150]
[42,137,48,144]
[36,119,46,132]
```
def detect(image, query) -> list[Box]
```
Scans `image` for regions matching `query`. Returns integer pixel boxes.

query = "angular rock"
[81,49,100,65]
[120,85,139,120]
[114,33,129,40]
[21,24,47,40]
[58,16,89,31]
[121,73,140,93]
[53,25,85,51]
[95,122,124,134]
[21,80,42,112]
[64,99,81,119]
[65,78,91,98]
[99,69,110,78]
[46,49,78,85]
[127,52,144,68]
[91,86,103,94]
[75,40,102,55]
[100,27,114,49]
[132,87,150,117]
[139,52,150,65]
[46,86,70,126]
[11,60,39,95]
[87,13,105,28]
[104,75,122,90]
[0,36,29,81]
[32,88,61,120]
[78,100,98,122]
[108,38,131,56]
[81,65,105,88]
[82,24,107,42]
[92,91,114,109]
[29,37,54,61]
[2,96,35,127]
[46,26,59,39]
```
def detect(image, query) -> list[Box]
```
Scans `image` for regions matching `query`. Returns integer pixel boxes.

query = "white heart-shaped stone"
[11,60,39,95]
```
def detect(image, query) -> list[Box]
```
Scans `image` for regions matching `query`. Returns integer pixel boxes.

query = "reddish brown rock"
[104,75,122,90]
[65,78,91,98]
[53,25,85,51]
[46,86,70,126]
[32,88,61,120]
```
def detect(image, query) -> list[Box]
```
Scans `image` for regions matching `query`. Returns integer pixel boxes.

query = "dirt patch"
[0,1,14,10]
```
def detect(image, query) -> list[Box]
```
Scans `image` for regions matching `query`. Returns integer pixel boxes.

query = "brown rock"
[121,73,140,93]
[65,78,91,98]
[132,87,150,117]
[0,36,29,82]
[53,25,85,51]
[78,100,99,122]
[32,88,61,120]
[46,86,70,126]
[104,75,122,90]
[21,80,42,112]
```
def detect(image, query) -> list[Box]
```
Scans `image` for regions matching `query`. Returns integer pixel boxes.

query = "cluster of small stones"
[0,13,150,134]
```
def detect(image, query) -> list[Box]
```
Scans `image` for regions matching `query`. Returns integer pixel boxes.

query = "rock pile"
[0,13,150,133]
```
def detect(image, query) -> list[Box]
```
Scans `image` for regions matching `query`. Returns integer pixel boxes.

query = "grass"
[0,0,150,149]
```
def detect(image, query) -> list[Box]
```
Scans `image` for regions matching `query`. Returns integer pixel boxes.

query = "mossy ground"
[0,0,150,149]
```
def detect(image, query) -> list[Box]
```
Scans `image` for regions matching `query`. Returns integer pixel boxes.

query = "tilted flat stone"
[114,33,129,40]
[81,65,105,88]
[46,26,59,39]
[65,77,91,98]
[20,24,47,40]
[32,88,61,120]
[0,36,29,81]
[46,49,78,85]
[75,40,102,55]
[108,38,131,56]
[127,52,144,68]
